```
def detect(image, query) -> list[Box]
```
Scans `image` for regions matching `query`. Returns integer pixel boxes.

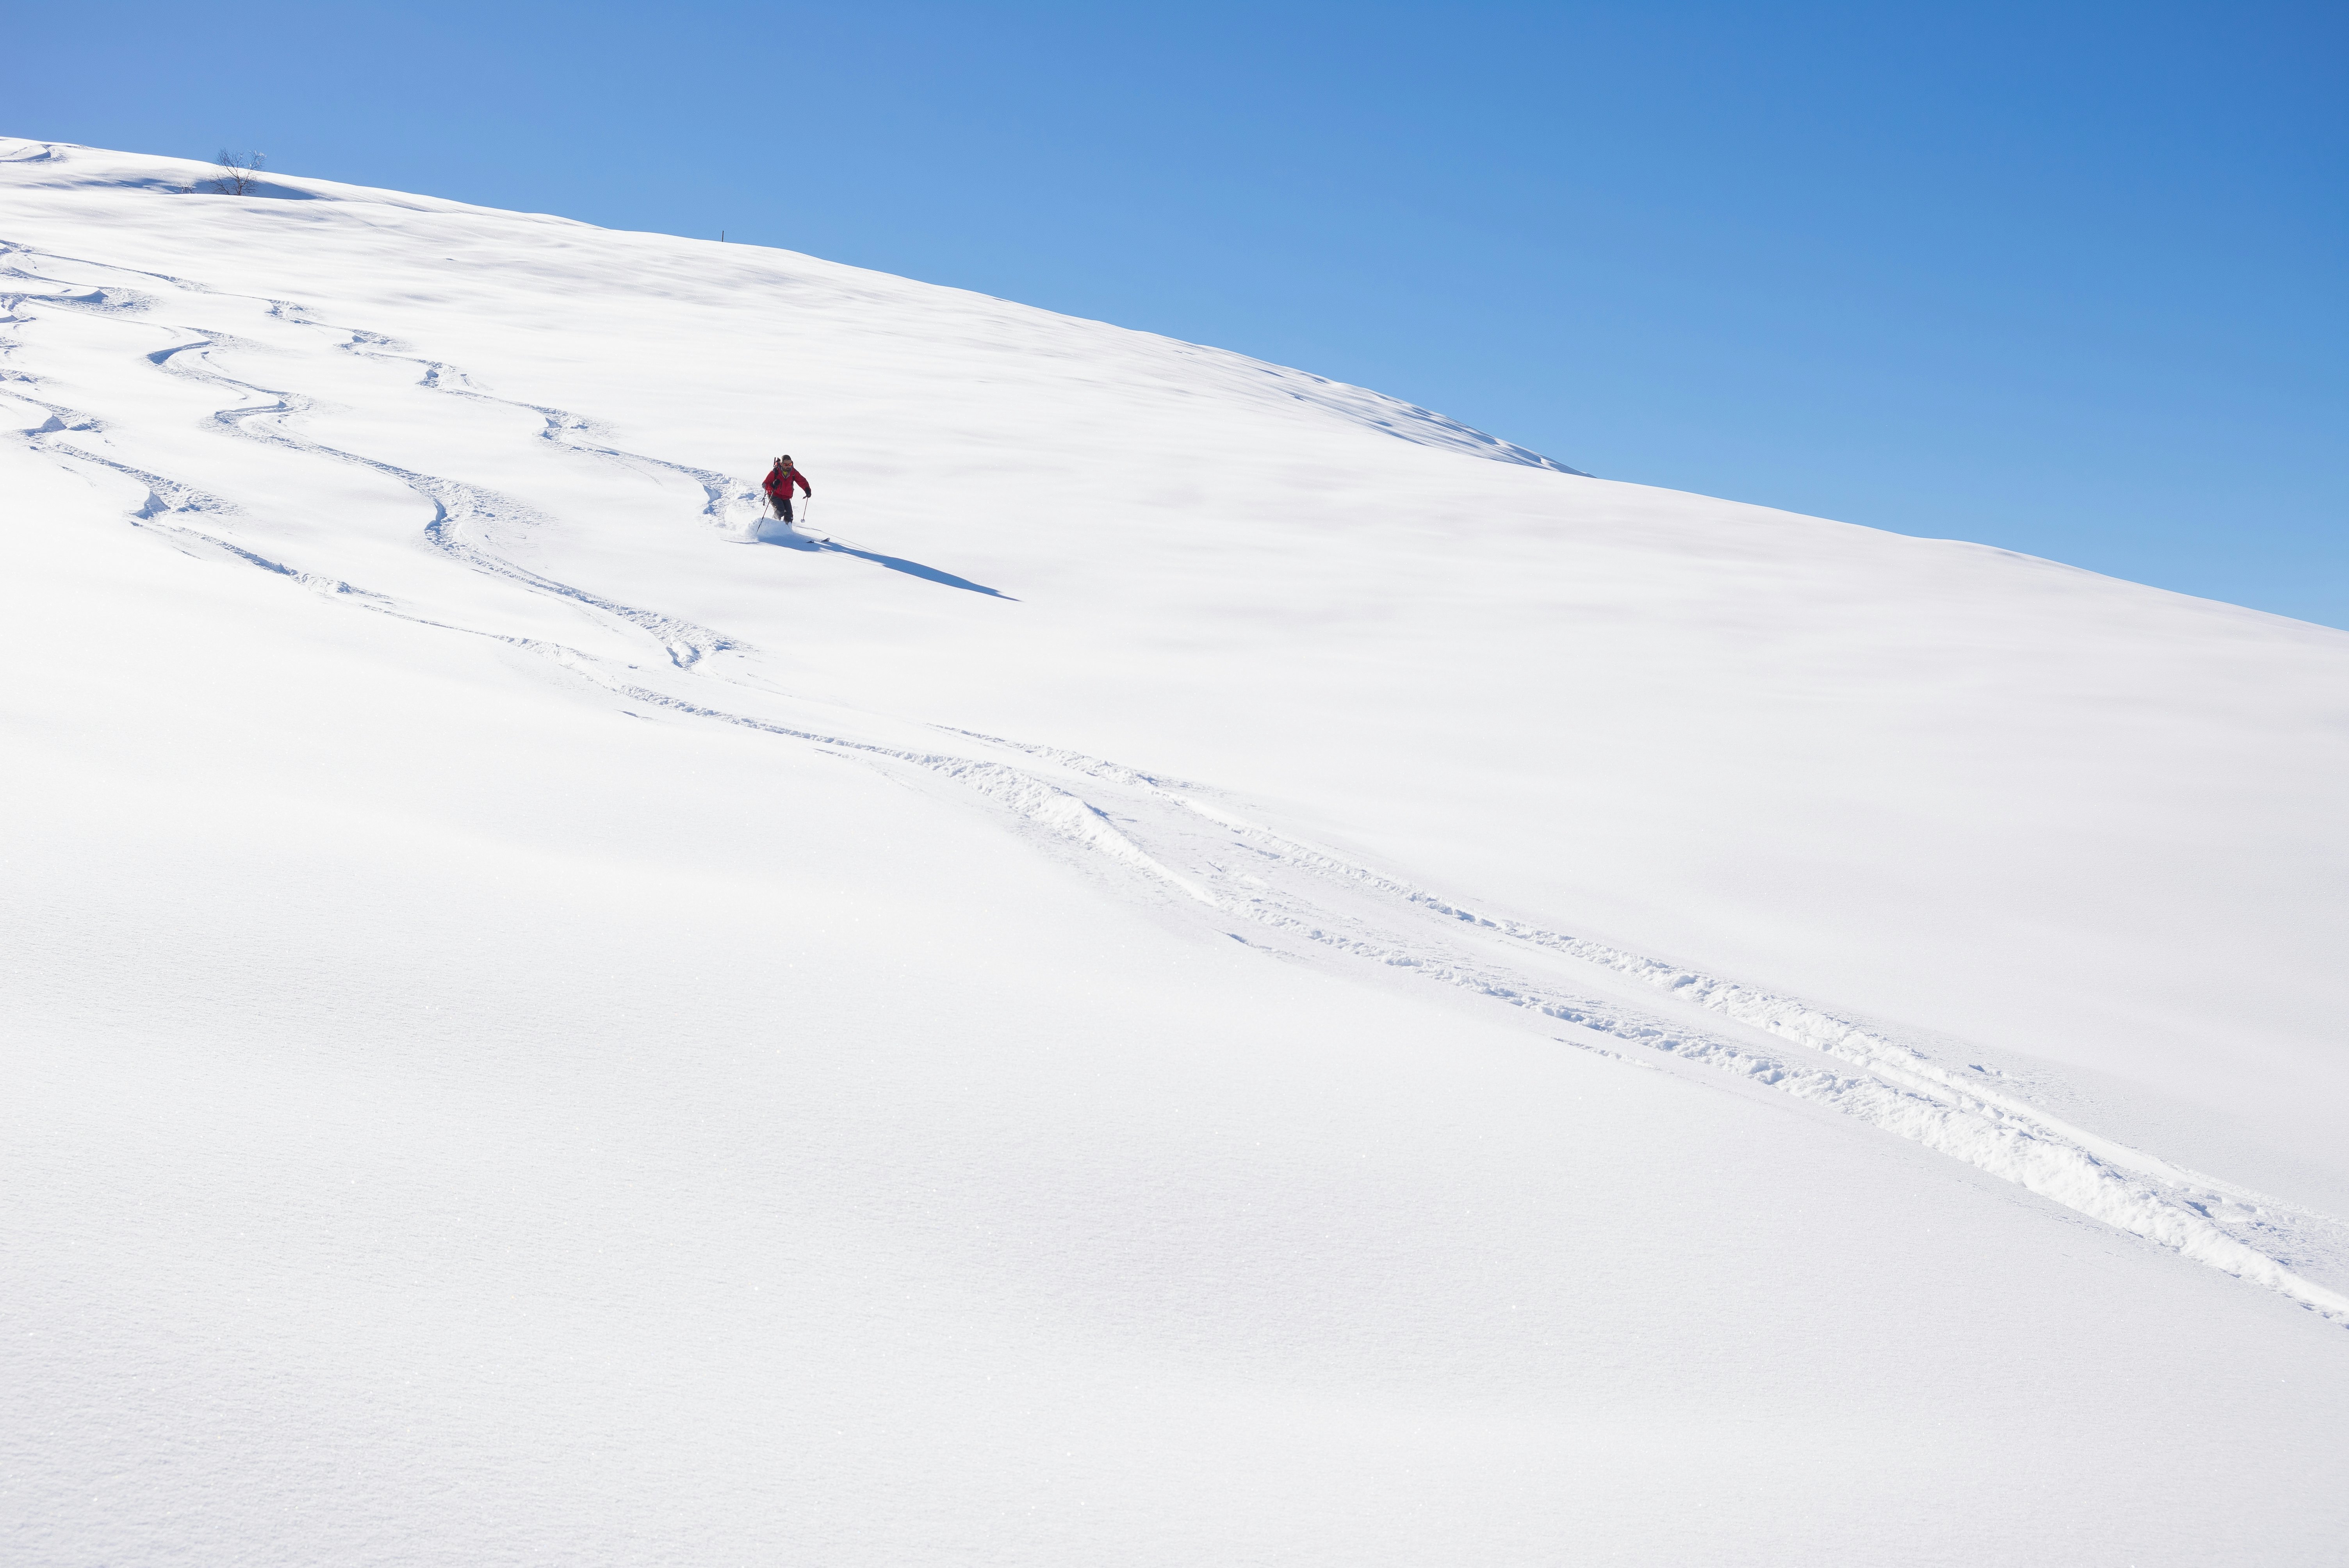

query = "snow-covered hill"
[5,137,2346,1564]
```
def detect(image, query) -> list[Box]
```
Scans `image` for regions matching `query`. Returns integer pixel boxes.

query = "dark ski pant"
[770,494,794,523]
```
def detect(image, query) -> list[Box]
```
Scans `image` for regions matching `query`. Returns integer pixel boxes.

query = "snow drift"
[5,137,2347,1565]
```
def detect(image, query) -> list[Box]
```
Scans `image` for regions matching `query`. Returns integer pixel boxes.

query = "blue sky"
[12,1,2345,625]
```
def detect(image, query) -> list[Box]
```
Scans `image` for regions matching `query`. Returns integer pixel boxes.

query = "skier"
[762,455,811,525]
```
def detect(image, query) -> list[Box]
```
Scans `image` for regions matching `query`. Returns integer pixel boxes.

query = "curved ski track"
[5,224,2345,1326]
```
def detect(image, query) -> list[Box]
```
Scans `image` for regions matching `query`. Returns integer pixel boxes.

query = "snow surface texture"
[5,138,2348,1564]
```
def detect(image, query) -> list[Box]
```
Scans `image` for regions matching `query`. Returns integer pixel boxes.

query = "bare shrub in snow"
[203,150,266,196]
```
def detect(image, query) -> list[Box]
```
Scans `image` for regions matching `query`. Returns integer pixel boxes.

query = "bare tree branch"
[203,150,266,197]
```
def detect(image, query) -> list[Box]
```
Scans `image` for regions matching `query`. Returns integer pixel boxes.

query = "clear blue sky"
[12,1,2345,625]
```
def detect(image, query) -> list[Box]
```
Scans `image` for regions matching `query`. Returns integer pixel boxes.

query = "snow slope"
[4,138,2347,1564]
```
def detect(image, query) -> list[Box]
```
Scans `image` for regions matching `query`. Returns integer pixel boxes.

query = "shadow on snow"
[759,526,1018,600]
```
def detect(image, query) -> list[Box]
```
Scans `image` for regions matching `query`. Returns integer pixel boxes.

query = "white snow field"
[5,138,2347,1564]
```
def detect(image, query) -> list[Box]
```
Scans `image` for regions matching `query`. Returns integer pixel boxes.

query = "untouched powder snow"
[5,139,2348,1564]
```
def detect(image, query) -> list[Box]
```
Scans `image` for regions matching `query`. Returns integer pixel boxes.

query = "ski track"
[939,729,2349,1318]
[7,228,2346,1327]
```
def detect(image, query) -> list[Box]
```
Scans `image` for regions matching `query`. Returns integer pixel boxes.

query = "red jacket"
[763,464,810,499]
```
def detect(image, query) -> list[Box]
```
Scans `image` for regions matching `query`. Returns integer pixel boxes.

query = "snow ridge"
[1222,355,1590,474]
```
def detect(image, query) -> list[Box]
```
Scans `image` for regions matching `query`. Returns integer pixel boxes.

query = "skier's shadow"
[762,527,1018,600]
